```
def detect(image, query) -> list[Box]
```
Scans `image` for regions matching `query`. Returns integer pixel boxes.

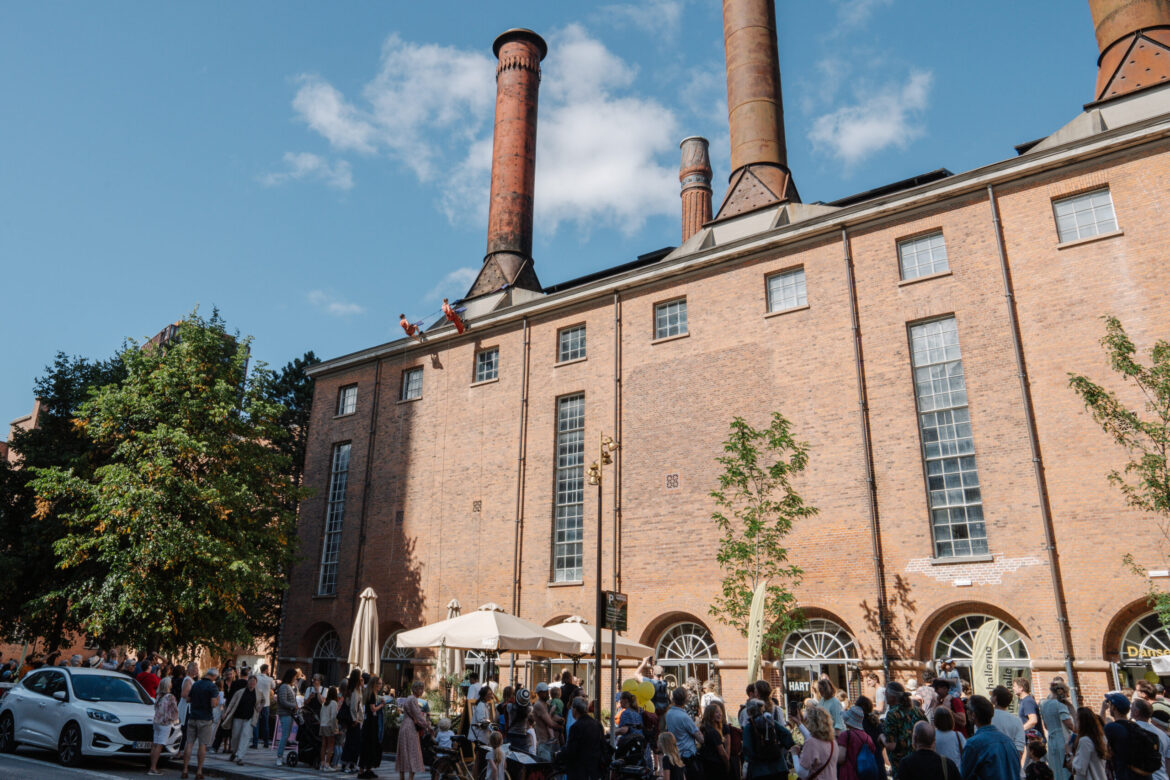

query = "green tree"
[1069,316,1170,624]
[0,352,126,649]
[30,311,304,653]
[709,412,816,645]
[268,350,321,497]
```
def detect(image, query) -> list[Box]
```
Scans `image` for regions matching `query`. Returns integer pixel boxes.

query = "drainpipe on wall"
[612,292,623,594]
[511,318,531,616]
[842,227,892,681]
[986,183,1079,706]
[351,358,384,624]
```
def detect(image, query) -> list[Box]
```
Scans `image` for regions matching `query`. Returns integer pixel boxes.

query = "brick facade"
[282,116,1170,710]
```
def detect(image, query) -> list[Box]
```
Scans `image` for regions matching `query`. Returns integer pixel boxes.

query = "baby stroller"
[610,733,654,779]
[284,707,322,768]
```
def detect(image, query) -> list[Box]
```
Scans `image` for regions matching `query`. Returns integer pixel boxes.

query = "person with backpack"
[1131,698,1170,779]
[961,695,1027,780]
[836,706,880,780]
[742,679,794,779]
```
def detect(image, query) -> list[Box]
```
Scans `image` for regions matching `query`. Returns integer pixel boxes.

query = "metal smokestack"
[717,0,797,218]
[1089,0,1170,101]
[468,28,546,298]
[679,137,713,242]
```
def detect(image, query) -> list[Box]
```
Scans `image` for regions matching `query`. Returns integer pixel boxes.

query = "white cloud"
[424,267,479,302]
[307,290,365,316]
[835,0,893,29]
[808,70,932,167]
[288,24,679,236]
[597,0,686,39]
[260,152,354,190]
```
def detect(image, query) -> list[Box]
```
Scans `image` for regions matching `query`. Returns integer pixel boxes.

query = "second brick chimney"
[467,28,547,298]
[679,137,713,242]
[1089,0,1170,102]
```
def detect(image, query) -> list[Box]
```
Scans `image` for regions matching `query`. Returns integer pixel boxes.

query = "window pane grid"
[317,442,351,595]
[558,325,587,362]
[655,300,688,339]
[1053,189,1117,242]
[909,318,988,559]
[400,368,422,400]
[336,385,357,416]
[475,348,499,383]
[898,232,949,280]
[767,268,807,312]
[554,394,585,582]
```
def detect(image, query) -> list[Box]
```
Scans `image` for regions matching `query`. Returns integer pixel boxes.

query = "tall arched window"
[932,614,1030,691]
[656,622,719,685]
[1117,613,1170,688]
[778,618,860,713]
[782,619,858,662]
[380,631,415,693]
[312,630,342,686]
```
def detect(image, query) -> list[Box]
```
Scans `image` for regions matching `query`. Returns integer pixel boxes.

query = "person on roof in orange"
[400,314,424,342]
[442,298,467,334]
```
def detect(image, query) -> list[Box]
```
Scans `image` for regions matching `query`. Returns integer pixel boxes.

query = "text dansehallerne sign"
[1127,645,1170,658]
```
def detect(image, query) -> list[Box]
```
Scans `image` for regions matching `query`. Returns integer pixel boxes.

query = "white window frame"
[654,298,688,340]
[552,393,585,582]
[474,348,499,383]
[1053,188,1118,243]
[557,325,587,363]
[766,267,808,312]
[316,442,351,595]
[400,367,423,401]
[897,231,950,281]
[336,384,357,416]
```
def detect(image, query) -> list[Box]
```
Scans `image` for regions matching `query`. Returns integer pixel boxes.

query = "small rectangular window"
[654,299,688,340]
[400,367,422,401]
[317,442,352,595]
[1053,188,1117,243]
[766,268,808,312]
[336,385,357,416]
[475,348,499,383]
[558,325,587,363]
[898,232,949,281]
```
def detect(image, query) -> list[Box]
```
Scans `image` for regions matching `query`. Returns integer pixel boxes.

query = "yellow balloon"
[622,679,639,694]
[1147,670,1161,684]
[637,681,655,703]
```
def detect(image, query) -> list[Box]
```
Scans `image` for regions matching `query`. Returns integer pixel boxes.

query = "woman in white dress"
[1070,706,1108,780]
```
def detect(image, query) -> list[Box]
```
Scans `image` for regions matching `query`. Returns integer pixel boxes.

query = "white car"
[0,667,180,767]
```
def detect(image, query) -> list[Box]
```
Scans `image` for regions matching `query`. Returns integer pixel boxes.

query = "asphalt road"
[0,746,175,779]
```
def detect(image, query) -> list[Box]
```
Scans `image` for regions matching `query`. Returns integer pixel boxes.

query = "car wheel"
[0,712,15,753]
[57,722,82,767]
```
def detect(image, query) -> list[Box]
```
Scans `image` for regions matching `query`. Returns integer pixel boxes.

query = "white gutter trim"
[307,114,1170,378]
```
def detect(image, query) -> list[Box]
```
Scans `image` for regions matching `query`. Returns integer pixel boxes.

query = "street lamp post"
[587,433,618,725]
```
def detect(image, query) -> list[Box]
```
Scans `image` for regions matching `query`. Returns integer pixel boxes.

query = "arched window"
[933,615,1029,664]
[656,622,718,685]
[312,630,342,685]
[782,619,858,662]
[1117,613,1170,688]
[380,631,415,693]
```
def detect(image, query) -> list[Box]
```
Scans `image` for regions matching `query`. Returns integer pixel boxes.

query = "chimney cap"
[679,136,710,148]
[492,28,548,60]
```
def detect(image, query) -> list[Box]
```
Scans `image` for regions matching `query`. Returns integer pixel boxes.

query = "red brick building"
[281,1,1170,711]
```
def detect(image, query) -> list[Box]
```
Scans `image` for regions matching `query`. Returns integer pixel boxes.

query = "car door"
[37,671,70,746]
[11,671,48,744]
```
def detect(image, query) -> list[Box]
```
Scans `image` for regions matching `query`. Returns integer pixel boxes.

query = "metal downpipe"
[511,318,531,616]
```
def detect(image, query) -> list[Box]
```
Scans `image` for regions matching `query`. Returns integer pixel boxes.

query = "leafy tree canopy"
[709,412,817,646]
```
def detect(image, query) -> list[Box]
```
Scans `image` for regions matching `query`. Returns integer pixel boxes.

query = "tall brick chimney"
[716,0,798,220]
[467,28,547,298]
[1089,0,1170,102]
[679,137,713,242]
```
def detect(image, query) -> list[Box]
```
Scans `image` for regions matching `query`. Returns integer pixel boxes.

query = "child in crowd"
[487,731,507,780]
[1023,739,1047,775]
[435,717,454,751]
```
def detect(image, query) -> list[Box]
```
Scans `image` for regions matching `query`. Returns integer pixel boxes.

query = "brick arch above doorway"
[914,601,1031,663]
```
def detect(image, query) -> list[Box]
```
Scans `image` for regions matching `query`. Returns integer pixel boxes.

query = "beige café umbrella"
[348,587,380,674]
[547,616,653,659]
[396,603,581,657]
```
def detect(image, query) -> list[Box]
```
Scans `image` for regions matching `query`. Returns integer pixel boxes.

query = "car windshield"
[71,674,152,704]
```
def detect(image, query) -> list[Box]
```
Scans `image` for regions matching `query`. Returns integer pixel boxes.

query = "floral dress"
[154,693,179,726]
[395,695,428,772]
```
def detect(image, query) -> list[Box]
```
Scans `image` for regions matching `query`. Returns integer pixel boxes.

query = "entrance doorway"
[783,662,853,718]
[777,619,859,718]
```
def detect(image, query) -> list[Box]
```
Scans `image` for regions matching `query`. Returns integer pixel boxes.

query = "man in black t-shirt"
[898,722,960,780]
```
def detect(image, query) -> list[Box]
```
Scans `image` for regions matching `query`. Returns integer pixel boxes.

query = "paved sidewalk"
[170,747,428,780]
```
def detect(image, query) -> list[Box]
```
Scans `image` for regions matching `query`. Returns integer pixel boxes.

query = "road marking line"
[1,752,129,779]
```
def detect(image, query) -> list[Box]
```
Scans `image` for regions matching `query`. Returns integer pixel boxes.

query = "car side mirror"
[52,691,67,702]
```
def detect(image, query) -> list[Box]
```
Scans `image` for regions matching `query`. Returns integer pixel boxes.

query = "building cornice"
[307,112,1170,379]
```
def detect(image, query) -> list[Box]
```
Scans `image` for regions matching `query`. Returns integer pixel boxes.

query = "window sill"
[1057,229,1123,250]
[651,332,690,345]
[898,270,952,287]
[555,356,587,368]
[312,593,338,600]
[470,377,500,388]
[764,304,810,319]
[397,397,422,405]
[332,412,356,420]
[547,580,584,588]
[929,554,994,566]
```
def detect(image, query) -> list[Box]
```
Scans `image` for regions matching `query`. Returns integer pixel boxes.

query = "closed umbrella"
[348,587,379,674]
[546,616,653,658]
[445,599,464,680]
[396,603,580,657]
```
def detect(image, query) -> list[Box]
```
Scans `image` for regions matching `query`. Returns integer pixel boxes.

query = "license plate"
[133,741,152,749]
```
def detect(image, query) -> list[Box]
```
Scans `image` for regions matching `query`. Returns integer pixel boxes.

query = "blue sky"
[1,1,1097,429]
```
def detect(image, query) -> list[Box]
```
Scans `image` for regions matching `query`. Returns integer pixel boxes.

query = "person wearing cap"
[836,705,877,780]
[507,687,533,752]
[960,695,1022,780]
[1130,698,1170,779]
[533,681,563,760]
[939,658,962,700]
[882,681,926,777]
[181,668,220,780]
